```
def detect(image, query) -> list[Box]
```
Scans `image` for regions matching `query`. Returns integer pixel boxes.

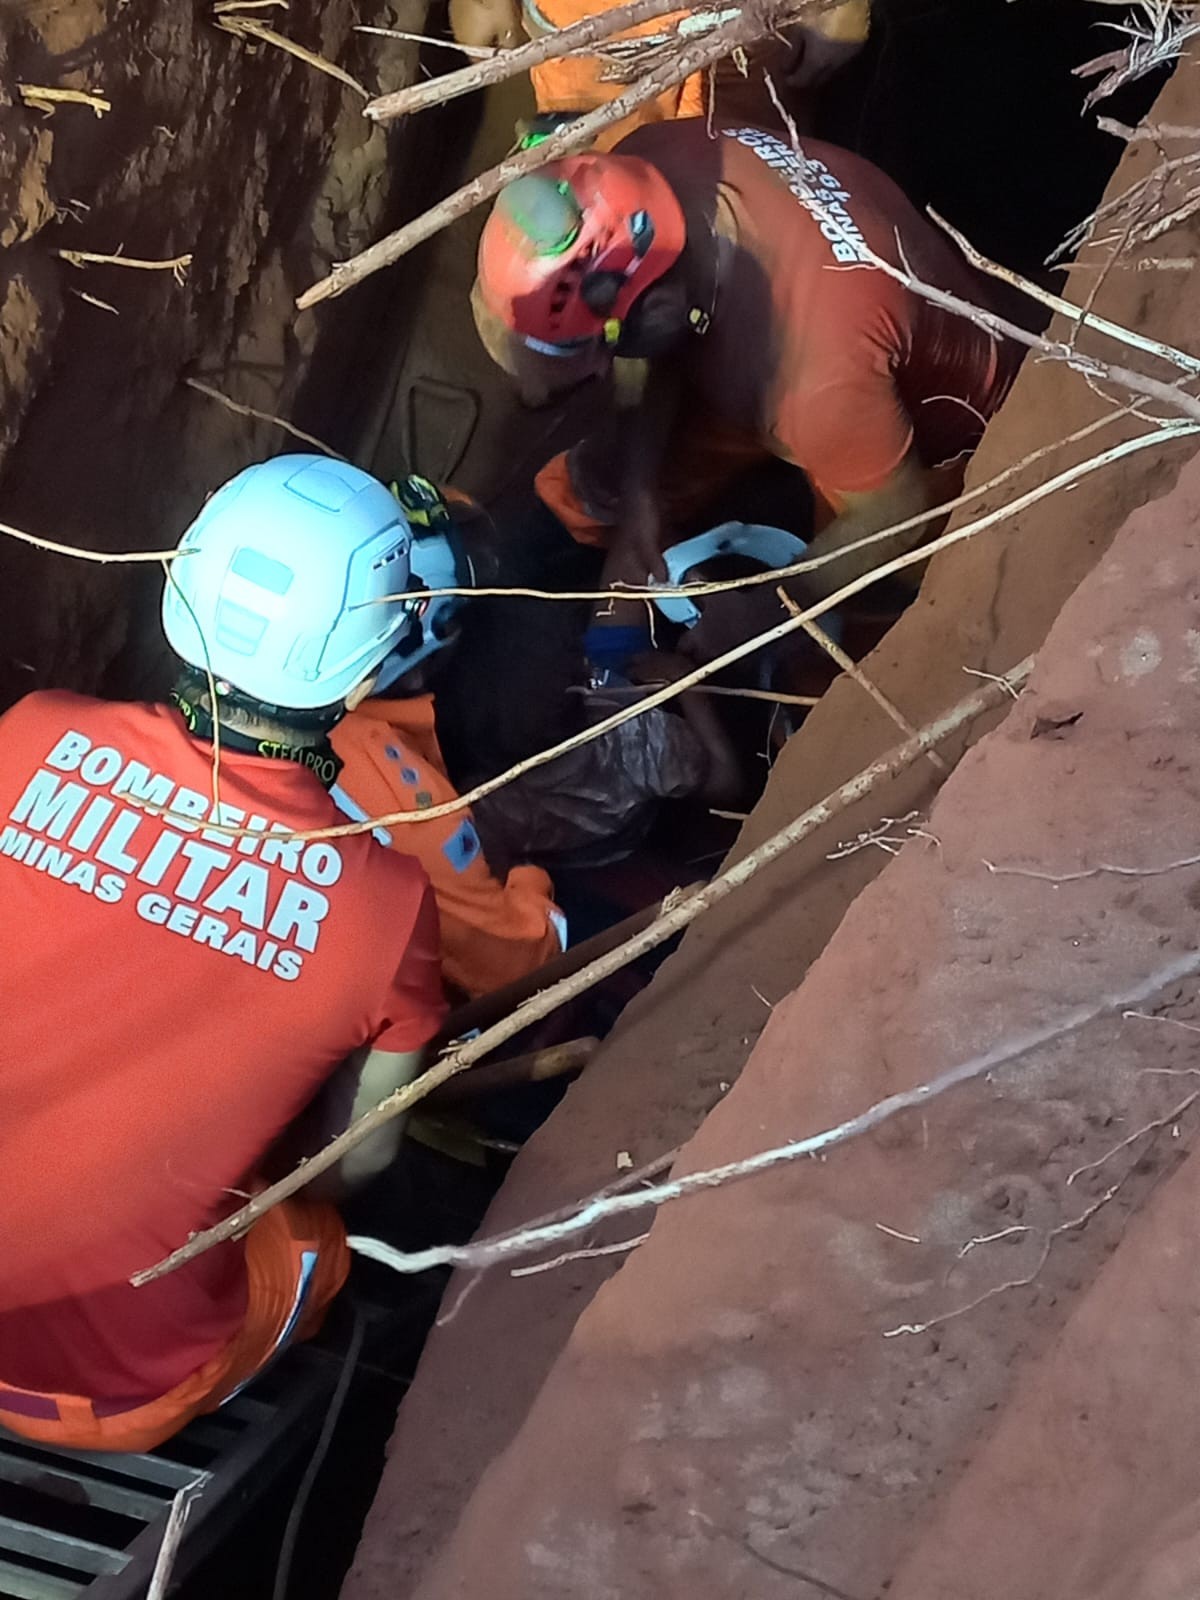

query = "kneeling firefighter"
[330,474,567,1000]
[0,455,446,1451]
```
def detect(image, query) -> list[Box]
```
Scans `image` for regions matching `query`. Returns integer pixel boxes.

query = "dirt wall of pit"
[398,438,1200,1600]
[0,0,447,710]
[341,53,1200,1600]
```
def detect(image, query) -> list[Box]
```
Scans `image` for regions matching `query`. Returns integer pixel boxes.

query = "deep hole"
[0,1,1170,1596]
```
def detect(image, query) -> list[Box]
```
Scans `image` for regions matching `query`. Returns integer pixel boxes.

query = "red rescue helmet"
[476,154,687,354]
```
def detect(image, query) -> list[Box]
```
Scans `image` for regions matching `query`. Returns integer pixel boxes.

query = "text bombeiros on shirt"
[724,127,872,267]
[0,729,346,982]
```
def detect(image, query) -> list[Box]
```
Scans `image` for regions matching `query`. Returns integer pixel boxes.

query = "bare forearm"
[793,470,936,603]
[679,694,743,809]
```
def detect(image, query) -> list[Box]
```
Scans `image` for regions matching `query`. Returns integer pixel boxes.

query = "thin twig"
[55,248,193,284]
[185,378,346,458]
[179,422,1194,844]
[983,851,1200,885]
[18,84,111,116]
[777,589,947,772]
[0,520,182,564]
[693,684,820,708]
[388,403,1165,606]
[146,1477,207,1600]
[863,220,1200,425]
[351,939,1200,1283]
[825,812,921,861]
[354,23,497,57]
[364,0,750,120]
[0,393,1140,597]
[510,1231,650,1276]
[961,665,1022,699]
[1124,1008,1200,1034]
[1066,1091,1198,1185]
[69,289,119,315]
[131,658,1033,1287]
[884,1181,1126,1338]
[216,14,369,97]
[928,206,1200,376]
[760,79,1200,428]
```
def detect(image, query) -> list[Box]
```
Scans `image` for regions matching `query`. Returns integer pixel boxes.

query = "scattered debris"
[55,247,193,284]
[215,11,370,99]
[69,288,120,315]
[1075,0,1200,109]
[18,83,111,117]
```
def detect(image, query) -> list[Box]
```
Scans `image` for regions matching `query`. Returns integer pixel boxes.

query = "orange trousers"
[0,1199,349,1454]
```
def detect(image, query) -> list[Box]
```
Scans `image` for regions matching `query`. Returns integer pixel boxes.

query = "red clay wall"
[367,376,1200,1600]
[342,51,1200,1600]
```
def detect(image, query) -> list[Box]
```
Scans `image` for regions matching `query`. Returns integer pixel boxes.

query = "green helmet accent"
[496,173,582,256]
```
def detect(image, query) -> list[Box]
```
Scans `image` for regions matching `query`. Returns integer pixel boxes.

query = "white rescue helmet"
[162,454,417,710]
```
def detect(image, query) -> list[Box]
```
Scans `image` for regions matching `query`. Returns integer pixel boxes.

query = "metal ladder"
[0,1350,334,1599]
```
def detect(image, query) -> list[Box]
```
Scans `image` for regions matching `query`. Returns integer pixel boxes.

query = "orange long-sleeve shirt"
[331,696,564,998]
[523,0,871,150]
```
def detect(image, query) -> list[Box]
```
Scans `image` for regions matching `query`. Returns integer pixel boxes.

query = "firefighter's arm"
[794,453,936,604]
[338,1047,425,1188]
[602,359,683,586]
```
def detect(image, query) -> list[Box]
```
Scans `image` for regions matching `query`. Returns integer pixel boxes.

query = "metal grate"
[0,1351,335,1599]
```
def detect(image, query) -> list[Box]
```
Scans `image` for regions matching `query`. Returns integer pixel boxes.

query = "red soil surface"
[343,54,1200,1600]
[373,387,1200,1600]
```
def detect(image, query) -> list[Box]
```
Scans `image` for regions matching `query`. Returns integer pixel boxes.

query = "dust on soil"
[377,387,1200,1600]
[342,51,1200,1600]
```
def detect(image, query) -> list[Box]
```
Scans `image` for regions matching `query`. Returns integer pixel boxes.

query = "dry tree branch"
[387,401,1162,608]
[1054,120,1200,264]
[0,520,182,564]
[181,420,1198,844]
[1075,0,1200,109]
[18,84,111,116]
[185,378,346,458]
[928,206,1200,376]
[855,225,1200,423]
[0,400,1146,593]
[132,658,1032,1287]
[146,1478,207,1600]
[353,936,1200,1282]
[298,3,775,308]
[354,24,498,57]
[55,248,193,283]
[762,72,1200,426]
[982,850,1200,884]
[215,14,370,97]
[70,288,120,315]
[775,587,947,773]
[364,0,750,120]
[693,683,819,707]
[509,1232,651,1276]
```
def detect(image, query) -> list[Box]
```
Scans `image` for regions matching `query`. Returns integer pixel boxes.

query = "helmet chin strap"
[170,670,344,789]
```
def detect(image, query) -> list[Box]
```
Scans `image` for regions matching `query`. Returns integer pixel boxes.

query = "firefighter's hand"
[620,489,667,584]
